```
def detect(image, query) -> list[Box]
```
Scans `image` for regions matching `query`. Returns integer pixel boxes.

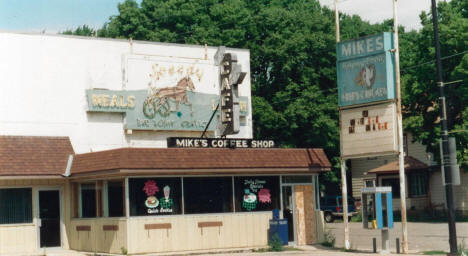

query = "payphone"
[361,187,393,253]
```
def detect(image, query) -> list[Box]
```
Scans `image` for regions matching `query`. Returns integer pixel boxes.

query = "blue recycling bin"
[268,219,288,245]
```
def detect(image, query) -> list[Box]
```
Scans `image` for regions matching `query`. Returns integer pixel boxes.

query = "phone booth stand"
[361,187,393,253]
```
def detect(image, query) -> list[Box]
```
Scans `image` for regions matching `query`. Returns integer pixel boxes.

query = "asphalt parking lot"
[327,221,468,253]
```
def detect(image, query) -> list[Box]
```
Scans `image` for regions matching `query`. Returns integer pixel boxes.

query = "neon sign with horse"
[143,76,195,118]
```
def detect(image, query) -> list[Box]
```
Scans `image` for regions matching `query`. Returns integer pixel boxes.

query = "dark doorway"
[282,186,295,242]
[39,190,61,248]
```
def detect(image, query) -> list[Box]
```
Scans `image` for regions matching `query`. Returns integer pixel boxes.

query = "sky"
[319,0,439,31]
[0,0,127,33]
[0,0,439,33]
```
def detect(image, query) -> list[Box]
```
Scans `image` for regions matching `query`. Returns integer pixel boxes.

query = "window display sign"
[340,102,398,158]
[337,32,396,107]
[235,176,279,212]
[129,178,181,216]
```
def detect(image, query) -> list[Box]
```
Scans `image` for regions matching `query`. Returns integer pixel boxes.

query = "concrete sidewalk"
[209,245,409,256]
[328,221,468,253]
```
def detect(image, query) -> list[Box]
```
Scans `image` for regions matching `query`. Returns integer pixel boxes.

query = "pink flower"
[143,180,159,196]
[258,188,271,203]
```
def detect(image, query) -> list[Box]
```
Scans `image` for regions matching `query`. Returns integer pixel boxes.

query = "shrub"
[121,246,128,255]
[268,233,284,251]
[351,212,363,222]
[321,229,336,248]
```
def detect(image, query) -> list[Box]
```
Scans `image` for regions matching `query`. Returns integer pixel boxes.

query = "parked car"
[320,195,357,223]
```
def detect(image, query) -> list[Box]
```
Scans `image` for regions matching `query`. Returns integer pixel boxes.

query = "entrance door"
[39,190,61,248]
[282,186,295,243]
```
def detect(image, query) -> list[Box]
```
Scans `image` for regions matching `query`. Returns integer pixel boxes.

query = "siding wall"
[127,213,271,254]
[68,218,127,254]
[429,171,468,212]
[350,134,435,208]
[0,179,67,255]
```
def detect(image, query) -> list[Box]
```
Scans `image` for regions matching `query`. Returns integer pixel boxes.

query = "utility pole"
[430,0,458,255]
[334,0,351,250]
[392,0,408,253]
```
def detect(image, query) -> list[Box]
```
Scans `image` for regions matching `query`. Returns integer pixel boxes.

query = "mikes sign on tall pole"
[335,8,406,251]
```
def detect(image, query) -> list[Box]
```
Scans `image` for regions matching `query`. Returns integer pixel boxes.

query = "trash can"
[272,208,280,220]
[268,219,288,245]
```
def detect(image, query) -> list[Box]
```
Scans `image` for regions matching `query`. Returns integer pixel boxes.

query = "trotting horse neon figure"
[143,76,195,118]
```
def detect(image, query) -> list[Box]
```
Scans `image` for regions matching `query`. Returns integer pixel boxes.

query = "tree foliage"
[400,0,468,168]
[62,25,96,36]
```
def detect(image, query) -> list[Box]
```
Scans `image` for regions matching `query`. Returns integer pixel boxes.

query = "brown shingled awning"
[70,147,331,177]
[368,156,428,174]
[0,136,74,176]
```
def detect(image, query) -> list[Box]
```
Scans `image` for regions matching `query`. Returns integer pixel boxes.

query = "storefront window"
[107,181,124,217]
[234,176,280,212]
[184,177,233,214]
[129,178,182,216]
[80,183,96,218]
[0,188,32,224]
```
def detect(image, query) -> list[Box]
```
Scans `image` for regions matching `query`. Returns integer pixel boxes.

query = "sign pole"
[334,0,340,43]
[335,0,350,250]
[341,158,351,250]
[430,0,458,254]
[392,0,408,253]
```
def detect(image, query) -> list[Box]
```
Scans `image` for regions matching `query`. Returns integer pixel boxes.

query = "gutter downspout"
[63,154,74,177]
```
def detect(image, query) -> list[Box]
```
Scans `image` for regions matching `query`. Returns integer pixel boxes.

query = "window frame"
[184,176,234,214]
[0,187,33,225]
[128,177,183,217]
[104,180,126,217]
[78,182,98,218]
[234,176,281,213]
[408,171,428,198]
[73,174,321,219]
[380,177,401,199]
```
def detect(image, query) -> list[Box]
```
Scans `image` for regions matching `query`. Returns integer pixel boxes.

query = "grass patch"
[283,246,303,251]
[422,251,447,255]
[340,247,358,252]
[252,246,302,253]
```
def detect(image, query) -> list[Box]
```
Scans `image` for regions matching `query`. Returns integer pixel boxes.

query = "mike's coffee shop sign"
[86,55,249,132]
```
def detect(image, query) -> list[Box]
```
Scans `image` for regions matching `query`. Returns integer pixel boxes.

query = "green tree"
[400,0,468,168]
[62,25,96,36]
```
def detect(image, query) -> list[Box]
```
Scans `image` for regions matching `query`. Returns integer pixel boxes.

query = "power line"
[402,50,468,72]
